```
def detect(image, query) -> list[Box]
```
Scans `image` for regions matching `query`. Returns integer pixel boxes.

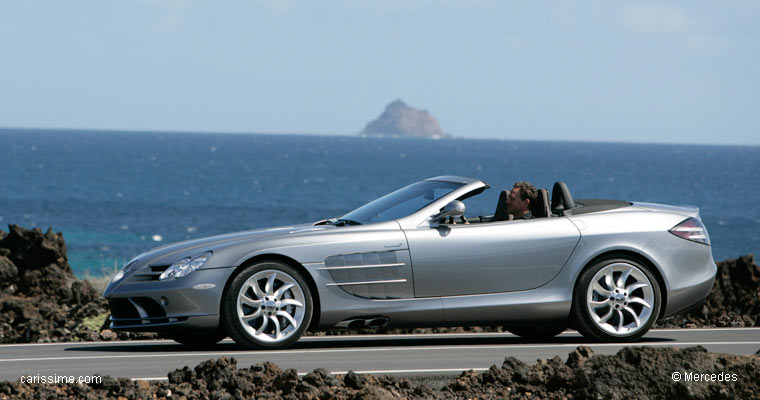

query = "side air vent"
[321,250,414,299]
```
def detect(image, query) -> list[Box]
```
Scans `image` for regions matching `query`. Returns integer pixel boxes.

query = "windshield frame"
[396,178,490,228]
[339,179,466,225]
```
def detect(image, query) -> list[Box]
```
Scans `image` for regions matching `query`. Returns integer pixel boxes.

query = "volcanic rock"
[2,347,759,399]
[0,224,108,343]
[0,225,68,272]
[657,254,760,328]
[0,256,18,284]
[360,99,448,138]
[344,370,366,389]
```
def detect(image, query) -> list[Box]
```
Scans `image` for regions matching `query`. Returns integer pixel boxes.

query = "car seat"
[492,190,509,222]
[530,188,551,218]
[551,181,575,216]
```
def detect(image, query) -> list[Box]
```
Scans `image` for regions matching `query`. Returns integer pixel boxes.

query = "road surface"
[1,328,758,382]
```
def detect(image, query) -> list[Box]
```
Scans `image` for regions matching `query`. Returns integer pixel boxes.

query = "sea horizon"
[2,126,757,148]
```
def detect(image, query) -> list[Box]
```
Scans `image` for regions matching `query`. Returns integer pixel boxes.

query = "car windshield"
[340,180,464,224]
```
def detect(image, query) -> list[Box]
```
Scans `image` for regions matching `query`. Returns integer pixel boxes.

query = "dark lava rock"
[658,255,760,328]
[0,224,108,343]
[571,346,760,400]
[303,368,337,387]
[344,370,367,389]
[0,256,18,285]
[0,225,68,273]
[360,99,448,138]
[4,347,758,399]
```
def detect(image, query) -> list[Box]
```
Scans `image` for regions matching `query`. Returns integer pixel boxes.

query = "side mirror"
[430,200,465,222]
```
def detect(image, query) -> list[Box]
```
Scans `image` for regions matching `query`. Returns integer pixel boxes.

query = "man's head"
[506,181,537,217]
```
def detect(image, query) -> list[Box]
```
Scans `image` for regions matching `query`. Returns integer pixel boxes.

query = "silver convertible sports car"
[104,176,716,348]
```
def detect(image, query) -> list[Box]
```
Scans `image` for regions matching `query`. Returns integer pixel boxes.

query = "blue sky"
[1,1,758,145]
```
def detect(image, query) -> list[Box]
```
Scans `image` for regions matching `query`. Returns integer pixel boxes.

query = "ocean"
[1,128,758,276]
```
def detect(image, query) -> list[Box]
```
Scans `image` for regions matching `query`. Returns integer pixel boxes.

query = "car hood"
[132,222,336,268]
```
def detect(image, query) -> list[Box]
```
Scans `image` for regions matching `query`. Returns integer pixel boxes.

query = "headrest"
[531,189,550,218]
[492,190,509,222]
[551,181,575,215]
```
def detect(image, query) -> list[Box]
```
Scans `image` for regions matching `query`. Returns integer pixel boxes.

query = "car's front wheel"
[571,255,661,342]
[222,261,312,349]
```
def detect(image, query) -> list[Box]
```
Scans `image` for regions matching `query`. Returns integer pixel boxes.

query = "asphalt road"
[1,328,758,382]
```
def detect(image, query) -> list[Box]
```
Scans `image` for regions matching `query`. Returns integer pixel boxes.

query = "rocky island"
[360,99,449,138]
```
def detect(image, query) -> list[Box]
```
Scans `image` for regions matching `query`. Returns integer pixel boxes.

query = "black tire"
[508,324,567,341]
[571,255,661,342]
[166,331,226,348]
[222,261,312,349]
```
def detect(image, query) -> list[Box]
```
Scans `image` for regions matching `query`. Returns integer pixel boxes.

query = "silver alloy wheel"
[236,269,306,343]
[586,262,655,336]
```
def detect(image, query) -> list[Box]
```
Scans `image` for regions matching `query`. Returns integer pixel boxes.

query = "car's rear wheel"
[508,324,567,341]
[222,261,312,349]
[571,255,661,342]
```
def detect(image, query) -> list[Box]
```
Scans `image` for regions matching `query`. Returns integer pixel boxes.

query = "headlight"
[159,252,212,280]
[111,259,138,283]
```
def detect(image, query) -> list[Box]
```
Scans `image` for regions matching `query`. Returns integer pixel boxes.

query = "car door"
[404,217,581,297]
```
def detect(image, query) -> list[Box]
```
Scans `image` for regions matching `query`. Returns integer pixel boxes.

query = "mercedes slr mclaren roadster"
[104,176,716,348]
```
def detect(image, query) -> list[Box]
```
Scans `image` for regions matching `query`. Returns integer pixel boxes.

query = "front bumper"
[103,266,236,332]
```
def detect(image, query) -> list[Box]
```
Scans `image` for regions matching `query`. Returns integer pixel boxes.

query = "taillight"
[669,217,710,245]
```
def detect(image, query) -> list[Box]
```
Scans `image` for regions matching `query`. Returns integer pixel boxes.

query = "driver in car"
[506,181,537,220]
